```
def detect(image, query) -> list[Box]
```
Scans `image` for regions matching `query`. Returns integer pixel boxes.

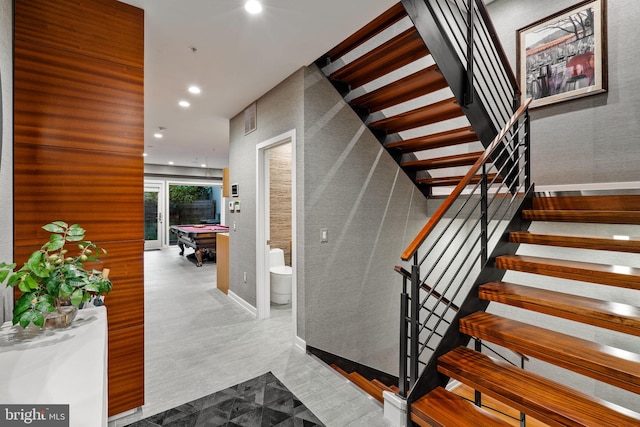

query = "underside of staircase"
[411,194,640,426]
[316,2,489,198]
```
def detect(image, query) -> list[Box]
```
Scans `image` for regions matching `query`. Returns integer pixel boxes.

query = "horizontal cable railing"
[397,99,532,395]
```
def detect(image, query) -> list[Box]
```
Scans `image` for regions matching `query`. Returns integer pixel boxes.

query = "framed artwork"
[517,0,607,108]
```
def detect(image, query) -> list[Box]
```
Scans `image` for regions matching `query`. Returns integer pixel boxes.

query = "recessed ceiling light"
[201,164,207,168]
[245,0,263,14]
[188,85,201,94]
[154,132,163,138]
[179,100,190,108]
[168,161,174,165]
[142,153,148,157]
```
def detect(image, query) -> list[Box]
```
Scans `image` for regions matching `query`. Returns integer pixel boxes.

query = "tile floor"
[122,372,325,426]
[108,248,391,427]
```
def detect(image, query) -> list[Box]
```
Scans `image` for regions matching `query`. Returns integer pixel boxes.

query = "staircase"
[316,1,640,425]
[316,2,502,197]
[410,194,640,426]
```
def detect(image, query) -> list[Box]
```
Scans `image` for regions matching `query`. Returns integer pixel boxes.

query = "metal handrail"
[397,102,531,395]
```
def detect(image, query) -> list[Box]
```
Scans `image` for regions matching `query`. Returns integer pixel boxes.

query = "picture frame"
[517,0,607,109]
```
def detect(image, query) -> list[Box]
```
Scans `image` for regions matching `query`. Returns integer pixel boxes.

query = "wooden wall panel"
[14,0,144,417]
[13,241,144,331]
[14,0,143,69]
[108,325,145,416]
[14,40,143,154]
[13,145,143,246]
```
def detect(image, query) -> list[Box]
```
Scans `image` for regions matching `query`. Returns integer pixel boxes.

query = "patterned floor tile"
[124,373,324,427]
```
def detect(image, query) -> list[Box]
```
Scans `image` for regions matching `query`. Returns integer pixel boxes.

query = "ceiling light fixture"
[201,164,207,168]
[168,161,174,165]
[154,126,166,138]
[188,85,201,94]
[244,0,263,14]
[154,133,163,138]
[179,100,190,108]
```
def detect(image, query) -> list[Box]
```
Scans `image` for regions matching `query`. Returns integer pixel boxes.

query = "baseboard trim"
[294,335,306,351]
[107,407,138,422]
[227,291,257,318]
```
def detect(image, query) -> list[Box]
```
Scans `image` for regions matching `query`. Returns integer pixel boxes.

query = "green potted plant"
[0,221,113,328]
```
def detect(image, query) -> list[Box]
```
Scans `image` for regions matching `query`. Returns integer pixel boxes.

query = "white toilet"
[269,248,292,304]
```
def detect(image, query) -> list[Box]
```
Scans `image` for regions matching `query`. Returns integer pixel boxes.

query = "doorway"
[256,130,297,337]
[144,181,164,250]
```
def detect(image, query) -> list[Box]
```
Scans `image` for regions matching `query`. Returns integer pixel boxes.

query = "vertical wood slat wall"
[13,0,144,416]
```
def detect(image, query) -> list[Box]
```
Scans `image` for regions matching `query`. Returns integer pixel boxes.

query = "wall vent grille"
[244,102,257,135]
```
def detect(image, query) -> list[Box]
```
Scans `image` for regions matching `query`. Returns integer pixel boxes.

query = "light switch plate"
[321,228,328,243]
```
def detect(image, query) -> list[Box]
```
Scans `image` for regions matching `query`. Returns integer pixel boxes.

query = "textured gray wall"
[303,65,430,374]
[228,69,305,325]
[228,64,433,374]
[488,0,640,186]
[0,0,12,323]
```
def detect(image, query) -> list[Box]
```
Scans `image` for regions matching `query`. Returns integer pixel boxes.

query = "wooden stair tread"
[411,386,513,427]
[331,365,388,403]
[417,173,501,187]
[371,378,398,393]
[522,209,640,224]
[439,346,640,427]
[369,97,464,134]
[403,151,484,171]
[325,2,407,62]
[478,281,640,336]
[330,364,350,378]
[510,231,640,253]
[495,254,640,290]
[460,311,640,394]
[533,195,640,211]
[452,383,550,426]
[329,27,428,89]
[347,371,385,403]
[386,126,478,153]
[350,65,448,113]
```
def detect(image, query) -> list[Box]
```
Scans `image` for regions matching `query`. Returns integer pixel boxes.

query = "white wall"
[0,0,13,322]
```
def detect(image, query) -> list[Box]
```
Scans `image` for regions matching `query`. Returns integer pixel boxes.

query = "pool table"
[170,224,230,267]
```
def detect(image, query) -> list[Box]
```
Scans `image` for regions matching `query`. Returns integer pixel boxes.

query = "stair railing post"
[409,253,420,388]
[481,165,488,265]
[464,0,475,106]
[399,275,409,397]
[520,354,527,426]
[524,109,531,190]
[474,338,482,407]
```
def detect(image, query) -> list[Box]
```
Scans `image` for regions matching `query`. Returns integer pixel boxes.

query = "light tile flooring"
[108,248,391,427]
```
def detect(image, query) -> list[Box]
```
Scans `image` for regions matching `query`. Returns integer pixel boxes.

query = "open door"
[256,130,297,339]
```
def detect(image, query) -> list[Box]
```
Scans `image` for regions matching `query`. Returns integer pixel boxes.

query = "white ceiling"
[117,0,399,170]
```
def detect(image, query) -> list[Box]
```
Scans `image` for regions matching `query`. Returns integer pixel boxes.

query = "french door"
[144,182,164,250]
